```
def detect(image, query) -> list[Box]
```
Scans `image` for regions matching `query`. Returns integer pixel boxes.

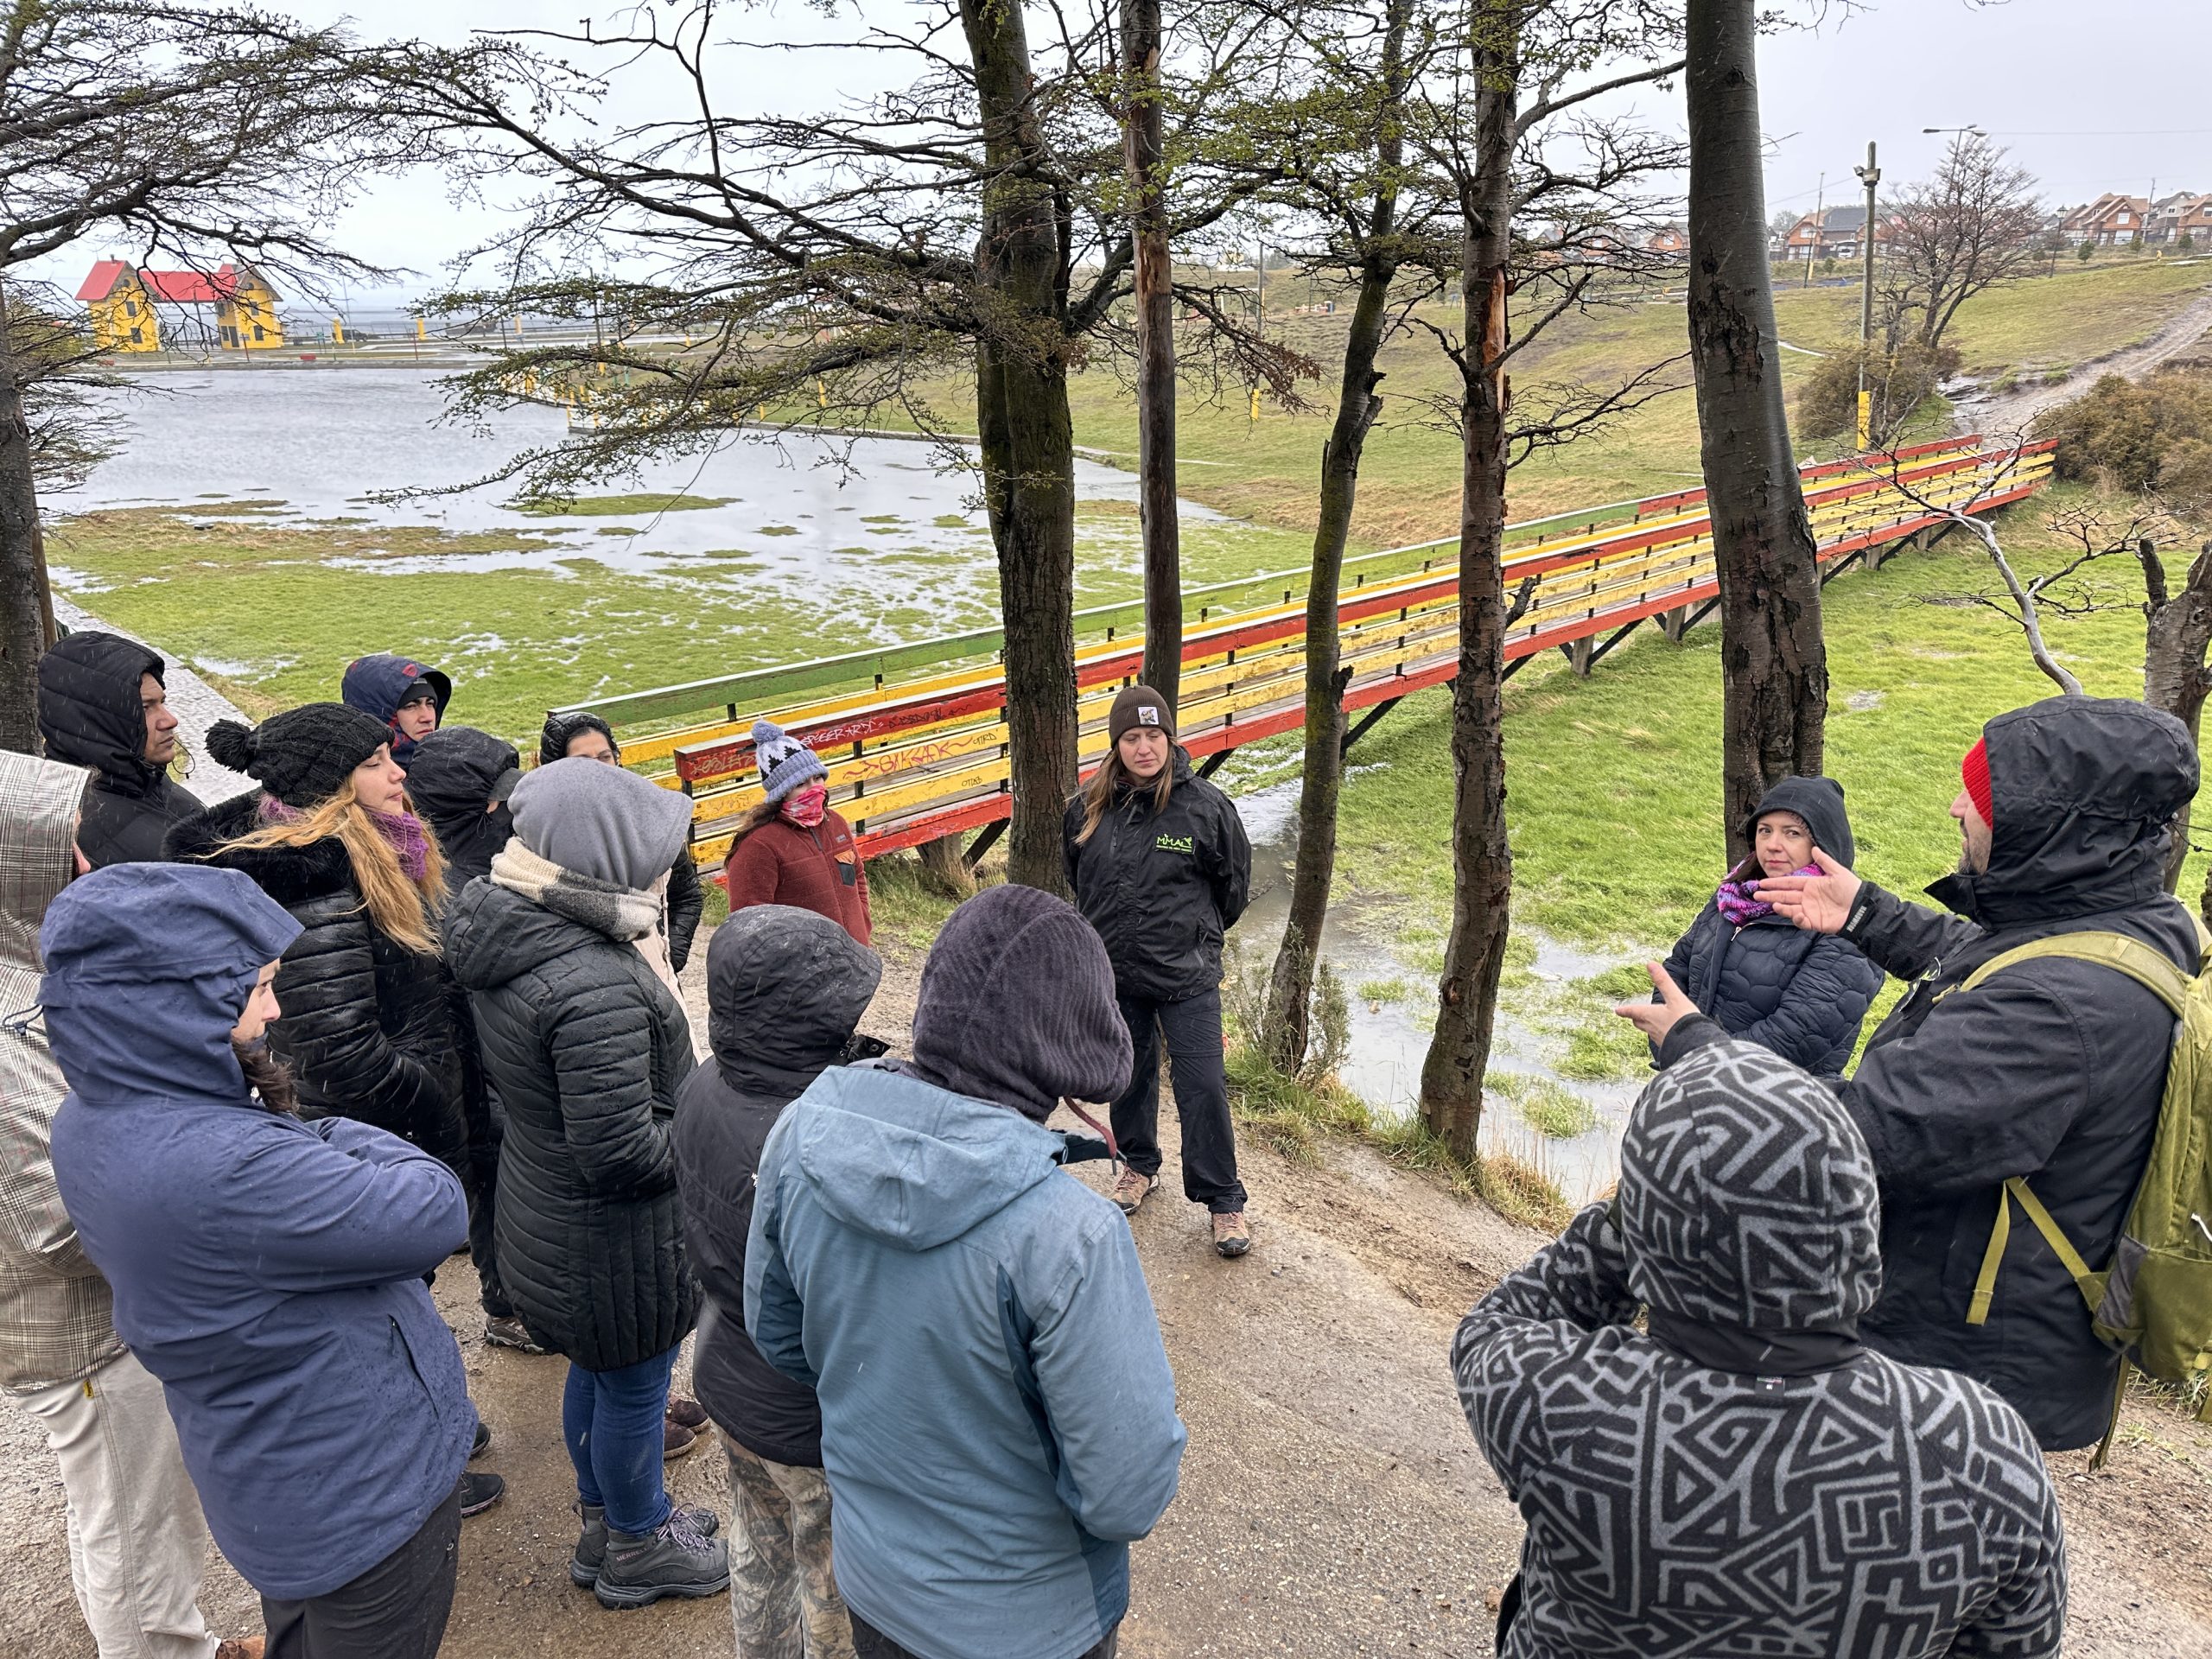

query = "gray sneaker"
[577,1503,726,1599]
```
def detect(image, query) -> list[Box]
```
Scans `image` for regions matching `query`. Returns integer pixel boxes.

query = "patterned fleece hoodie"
[1452,1030,2067,1658]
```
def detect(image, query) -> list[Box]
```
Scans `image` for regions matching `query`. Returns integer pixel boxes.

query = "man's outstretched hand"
[1755,847,1861,935]
[1612,962,1700,1046]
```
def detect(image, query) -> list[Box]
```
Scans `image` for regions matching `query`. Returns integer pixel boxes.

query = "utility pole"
[1804,172,1823,287]
[1852,140,1880,451]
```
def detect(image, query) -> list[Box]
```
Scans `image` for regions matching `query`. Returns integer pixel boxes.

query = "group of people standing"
[3,638,1260,1659]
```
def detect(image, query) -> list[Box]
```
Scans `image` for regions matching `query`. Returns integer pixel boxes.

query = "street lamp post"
[1852,143,1880,450]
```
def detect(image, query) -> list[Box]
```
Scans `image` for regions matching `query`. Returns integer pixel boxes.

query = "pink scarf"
[782,782,830,829]
[1715,863,1820,926]
[259,795,431,883]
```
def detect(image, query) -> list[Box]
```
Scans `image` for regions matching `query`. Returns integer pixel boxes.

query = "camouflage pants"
[724,1436,855,1659]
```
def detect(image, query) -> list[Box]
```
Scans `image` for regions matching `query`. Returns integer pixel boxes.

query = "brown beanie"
[1109,684,1173,745]
[909,885,1133,1121]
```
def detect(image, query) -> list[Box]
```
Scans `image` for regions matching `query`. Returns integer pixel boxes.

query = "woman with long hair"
[1062,685,1254,1259]
[721,720,869,944]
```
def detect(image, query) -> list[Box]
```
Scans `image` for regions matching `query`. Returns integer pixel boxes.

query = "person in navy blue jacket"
[43,862,475,1659]
[1652,776,1884,1076]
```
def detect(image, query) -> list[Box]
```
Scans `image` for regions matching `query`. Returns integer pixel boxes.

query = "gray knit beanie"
[510,754,694,892]
[910,885,1132,1122]
[753,718,829,804]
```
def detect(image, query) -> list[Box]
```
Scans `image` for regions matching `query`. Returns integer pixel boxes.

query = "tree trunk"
[1122,0,1181,711]
[1417,16,1516,1166]
[1684,0,1826,864]
[1260,0,1408,1075]
[2144,540,2212,892]
[917,832,979,899]
[0,284,46,753]
[963,0,1081,895]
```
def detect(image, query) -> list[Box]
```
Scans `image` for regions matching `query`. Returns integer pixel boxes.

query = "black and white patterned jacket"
[1453,1032,2067,1658]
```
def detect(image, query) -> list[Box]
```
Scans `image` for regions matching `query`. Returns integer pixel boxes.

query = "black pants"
[851,1611,1118,1659]
[462,1090,510,1318]
[1109,987,1246,1213]
[262,1484,461,1659]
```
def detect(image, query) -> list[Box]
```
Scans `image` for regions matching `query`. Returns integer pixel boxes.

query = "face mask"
[782,782,829,828]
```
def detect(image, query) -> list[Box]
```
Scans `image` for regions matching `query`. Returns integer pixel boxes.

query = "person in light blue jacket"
[43,862,475,1659]
[747,883,1186,1659]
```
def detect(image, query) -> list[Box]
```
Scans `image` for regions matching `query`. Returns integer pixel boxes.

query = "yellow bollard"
[415,316,426,341]
[1249,387,1261,423]
[818,379,829,410]
[333,318,345,346]
[1855,390,1872,453]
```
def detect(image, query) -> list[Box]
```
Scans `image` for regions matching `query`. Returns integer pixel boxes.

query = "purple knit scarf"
[259,794,431,883]
[1715,863,1820,926]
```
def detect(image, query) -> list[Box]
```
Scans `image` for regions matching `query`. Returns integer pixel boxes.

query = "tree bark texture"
[1684,0,1826,864]
[2142,540,2212,892]
[1122,0,1181,710]
[1417,21,1516,1165]
[1260,0,1409,1075]
[963,0,1081,895]
[0,284,45,754]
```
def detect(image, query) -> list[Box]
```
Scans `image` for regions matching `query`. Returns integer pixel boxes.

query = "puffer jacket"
[404,726,518,894]
[1660,776,1883,1074]
[1817,696,2201,1452]
[748,1063,1185,1659]
[1455,1033,2066,1657]
[0,753,122,1394]
[164,792,468,1172]
[673,906,881,1466]
[1062,750,1250,1002]
[35,632,200,867]
[44,862,471,1603]
[445,875,700,1370]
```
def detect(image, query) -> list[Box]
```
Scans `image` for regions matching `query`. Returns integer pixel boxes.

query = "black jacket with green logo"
[1062,749,1250,1004]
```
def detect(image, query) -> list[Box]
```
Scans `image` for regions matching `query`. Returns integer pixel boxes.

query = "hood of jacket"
[1743,774,1856,869]
[36,632,166,795]
[404,726,518,882]
[341,653,451,757]
[442,875,601,994]
[0,753,90,982]
[781,1063,1067,1252]
[510,754,692,893]
[166,791,353,909]
[1618,1036,1881,1332]
[708,904,881,1096]
[1929,696,2199,928]
[41,862,302,1103]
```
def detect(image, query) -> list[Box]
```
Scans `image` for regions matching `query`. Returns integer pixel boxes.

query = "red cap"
[1961,736,1994,830]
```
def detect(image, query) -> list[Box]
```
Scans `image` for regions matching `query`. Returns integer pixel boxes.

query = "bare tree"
[1883,134,2043,353]
[1413,0,1686,1163]
[371,1,1305,893]
[0,0,397,750]
[1685,0,1825,866]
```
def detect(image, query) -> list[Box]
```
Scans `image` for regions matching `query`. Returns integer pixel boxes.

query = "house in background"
[1777,205,1887,263]
[2057,194,2152,246]
[2145,192,2211,245]
[76,259,287,353]
[1645,225,1688,256]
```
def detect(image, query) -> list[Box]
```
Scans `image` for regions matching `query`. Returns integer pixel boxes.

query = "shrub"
[2078,238,2096,263]
[1796,339,1961,442]
[2182,233,2198,255]
[2036,368,2212,496]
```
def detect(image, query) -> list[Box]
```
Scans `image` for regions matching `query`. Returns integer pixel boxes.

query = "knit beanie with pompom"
[752,718,829,805]
[207,703,393,810]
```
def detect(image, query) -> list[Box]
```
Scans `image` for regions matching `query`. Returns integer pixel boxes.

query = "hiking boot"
[592,1509,730,1610]
[485,1315,547,1354]
[470,1420,492,1460]
[1112,1168,1159,1215]
[214,1640,264,1659]
[458,1471,505,1516]
[570,1501,722,1587]
[665,1395,709,1433]
[664,1420,696,1461]
[1212,1211,1253,1259]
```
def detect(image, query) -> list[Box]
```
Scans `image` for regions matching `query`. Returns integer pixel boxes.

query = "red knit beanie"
[1961,736,1994,829]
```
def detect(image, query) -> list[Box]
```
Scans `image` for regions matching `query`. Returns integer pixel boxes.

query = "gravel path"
[1955,283,2212,438]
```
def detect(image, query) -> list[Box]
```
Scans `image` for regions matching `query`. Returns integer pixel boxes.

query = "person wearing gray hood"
[444,757,728,1611]
[747,884,1186,1659]
[1454,1033,2065,1657]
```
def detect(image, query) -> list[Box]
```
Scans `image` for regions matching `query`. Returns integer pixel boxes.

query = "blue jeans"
[562,1346,678,1536]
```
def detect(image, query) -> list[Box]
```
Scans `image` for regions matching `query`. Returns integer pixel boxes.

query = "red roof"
[74,260,270,305]
[74,259,131,301]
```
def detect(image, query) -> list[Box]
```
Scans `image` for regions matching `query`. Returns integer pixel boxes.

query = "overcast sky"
[39,0,2212,302]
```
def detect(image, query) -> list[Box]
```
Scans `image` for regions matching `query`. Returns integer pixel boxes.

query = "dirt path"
[8,925,2212,1657]
[1958,283,2212,436]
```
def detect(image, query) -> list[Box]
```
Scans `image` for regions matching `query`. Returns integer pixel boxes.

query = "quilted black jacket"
[444,875,700,1370]
[164,793,467,1171]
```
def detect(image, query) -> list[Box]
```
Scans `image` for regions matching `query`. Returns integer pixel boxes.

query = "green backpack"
[1957,929,2212,1464]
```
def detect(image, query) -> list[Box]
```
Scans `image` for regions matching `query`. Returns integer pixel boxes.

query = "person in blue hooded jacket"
[43,862,475,1659]
[340,652,451,765]
[747,883,1186,1659]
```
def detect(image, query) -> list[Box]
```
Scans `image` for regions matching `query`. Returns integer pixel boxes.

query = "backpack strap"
[1958,931,2190,1332]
